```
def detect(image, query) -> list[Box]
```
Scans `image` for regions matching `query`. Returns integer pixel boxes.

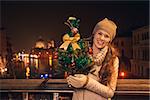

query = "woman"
[67,18,119,100]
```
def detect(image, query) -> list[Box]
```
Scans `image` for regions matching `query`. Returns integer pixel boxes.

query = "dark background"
[1,1,149,51]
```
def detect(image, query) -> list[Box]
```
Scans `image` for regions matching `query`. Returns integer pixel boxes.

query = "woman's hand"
[67,74,88,88]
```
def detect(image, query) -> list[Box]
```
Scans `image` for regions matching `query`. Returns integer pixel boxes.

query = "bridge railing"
[0,79,149,99]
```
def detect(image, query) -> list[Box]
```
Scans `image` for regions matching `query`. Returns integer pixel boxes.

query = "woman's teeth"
[98,40,104,45]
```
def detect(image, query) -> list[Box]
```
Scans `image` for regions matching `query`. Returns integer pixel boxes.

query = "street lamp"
[120,71,125,78]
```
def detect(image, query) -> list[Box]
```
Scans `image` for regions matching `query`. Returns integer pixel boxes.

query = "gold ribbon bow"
[59,33,81,50]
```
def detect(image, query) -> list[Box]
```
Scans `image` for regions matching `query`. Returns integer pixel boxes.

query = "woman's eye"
[98,32,102,35]
[104,34,109,38]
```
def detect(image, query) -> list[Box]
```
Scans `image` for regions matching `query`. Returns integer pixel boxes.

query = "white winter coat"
[72,57,119,100]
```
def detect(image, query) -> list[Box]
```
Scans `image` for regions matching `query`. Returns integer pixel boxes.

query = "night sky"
[1,1,149,52]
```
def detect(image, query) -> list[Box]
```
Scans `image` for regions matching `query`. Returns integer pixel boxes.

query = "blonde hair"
[99,44,119,85]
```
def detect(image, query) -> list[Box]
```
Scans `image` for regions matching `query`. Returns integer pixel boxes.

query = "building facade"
[113,37,132,58]
[113,37,132,78]
[0,28,8,77]
[130,26,149,78]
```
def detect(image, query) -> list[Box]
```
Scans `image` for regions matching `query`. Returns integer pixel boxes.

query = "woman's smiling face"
[93,29,111,49]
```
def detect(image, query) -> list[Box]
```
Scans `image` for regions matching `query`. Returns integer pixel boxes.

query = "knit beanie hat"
[92,18,117,41]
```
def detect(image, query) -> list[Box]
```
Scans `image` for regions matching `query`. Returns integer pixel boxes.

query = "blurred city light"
[120,71,125,78]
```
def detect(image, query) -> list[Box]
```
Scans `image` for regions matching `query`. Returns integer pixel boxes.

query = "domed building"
[29,37,55,78]
[35,37,46,49]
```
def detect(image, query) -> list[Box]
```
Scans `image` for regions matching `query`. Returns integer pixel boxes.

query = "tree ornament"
[89,47,93,54]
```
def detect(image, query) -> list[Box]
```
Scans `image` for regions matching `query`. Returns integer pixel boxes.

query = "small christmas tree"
[57,17,93,75]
